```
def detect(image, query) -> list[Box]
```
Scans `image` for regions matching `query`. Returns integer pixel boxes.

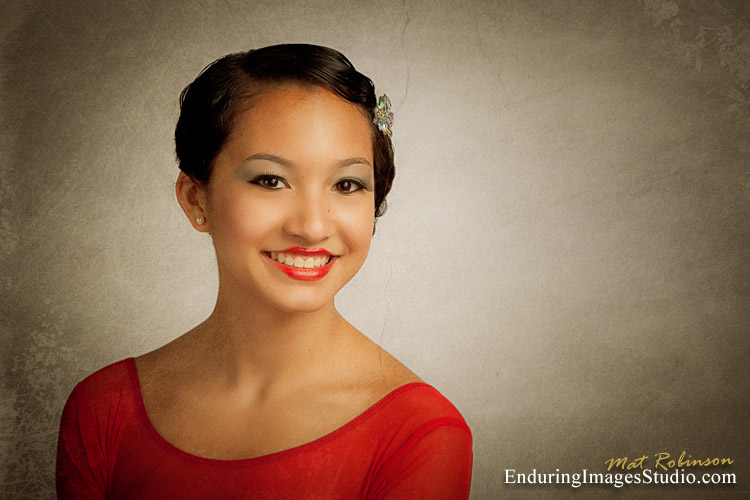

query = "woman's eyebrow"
[334,157,372,169]
[242,153,294,168]
[242,153,372,169]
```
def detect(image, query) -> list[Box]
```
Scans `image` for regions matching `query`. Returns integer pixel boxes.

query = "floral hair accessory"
[372,94,394,137]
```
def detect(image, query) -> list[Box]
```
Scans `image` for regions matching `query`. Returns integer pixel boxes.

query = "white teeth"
[272,252,331,269]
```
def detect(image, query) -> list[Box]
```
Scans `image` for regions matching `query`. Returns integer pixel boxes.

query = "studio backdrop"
[1,1,748,498]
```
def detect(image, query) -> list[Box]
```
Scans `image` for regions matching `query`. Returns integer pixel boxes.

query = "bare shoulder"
[342,327,425,396]
[373,344,425,388]
[133,330,202,390]
[344,337,469,428]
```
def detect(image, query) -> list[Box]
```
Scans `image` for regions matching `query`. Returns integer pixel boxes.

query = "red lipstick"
[281,247,332,255]
[265,248,336,281]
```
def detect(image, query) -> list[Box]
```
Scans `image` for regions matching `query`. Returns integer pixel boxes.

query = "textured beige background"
[1,1,749,498]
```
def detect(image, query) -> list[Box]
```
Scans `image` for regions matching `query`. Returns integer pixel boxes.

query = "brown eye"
[335,179,363,193]
[250,175,285,190]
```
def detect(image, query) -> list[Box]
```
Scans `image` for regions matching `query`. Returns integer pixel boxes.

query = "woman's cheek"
[338,199,375,254]
[233,200,281,240]
[210,194,273,248]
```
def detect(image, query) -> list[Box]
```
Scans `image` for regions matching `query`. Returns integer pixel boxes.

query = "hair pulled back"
[175,44,395,219]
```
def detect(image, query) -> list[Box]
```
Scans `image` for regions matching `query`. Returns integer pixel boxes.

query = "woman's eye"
[252,175,285,190]
[335,180,363,193]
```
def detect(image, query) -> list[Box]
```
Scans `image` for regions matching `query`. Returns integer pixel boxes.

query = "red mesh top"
[56,358,473,499]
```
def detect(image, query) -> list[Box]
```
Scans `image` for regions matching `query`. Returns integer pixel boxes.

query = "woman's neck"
[184,285,352,394]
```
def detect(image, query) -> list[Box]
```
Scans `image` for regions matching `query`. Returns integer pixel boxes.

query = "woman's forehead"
[222,85,374,166]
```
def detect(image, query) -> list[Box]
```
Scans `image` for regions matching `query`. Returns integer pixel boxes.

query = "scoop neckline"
[124,357,431,466]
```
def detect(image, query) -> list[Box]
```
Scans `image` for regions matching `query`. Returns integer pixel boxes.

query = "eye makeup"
[335,177,373,193]
[236,153,374,194]
[248,172,287,190]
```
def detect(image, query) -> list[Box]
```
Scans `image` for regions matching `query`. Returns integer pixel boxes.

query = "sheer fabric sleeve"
[56,384,109,500]
[370,417,473,500]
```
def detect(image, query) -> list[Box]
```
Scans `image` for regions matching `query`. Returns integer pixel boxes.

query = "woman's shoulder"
[374,379,470,432]
[59,358,139,457]
[355,378,473,500]
[351,339,469,430]
[64,358,137,412]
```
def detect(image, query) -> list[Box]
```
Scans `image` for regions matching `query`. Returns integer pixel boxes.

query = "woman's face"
[201,85,376,313]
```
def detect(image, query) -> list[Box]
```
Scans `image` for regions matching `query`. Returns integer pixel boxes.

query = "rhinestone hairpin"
[373,94,394,137]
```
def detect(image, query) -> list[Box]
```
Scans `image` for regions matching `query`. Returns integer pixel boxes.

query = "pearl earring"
[195,217,204,224]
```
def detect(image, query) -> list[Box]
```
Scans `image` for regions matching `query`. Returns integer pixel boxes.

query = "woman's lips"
[264,251,336,281]
[279,246,332,255]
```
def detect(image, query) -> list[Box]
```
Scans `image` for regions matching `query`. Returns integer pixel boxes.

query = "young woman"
[56,44,473,499]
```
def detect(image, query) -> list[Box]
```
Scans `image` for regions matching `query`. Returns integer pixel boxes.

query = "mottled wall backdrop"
[1,1,748,498]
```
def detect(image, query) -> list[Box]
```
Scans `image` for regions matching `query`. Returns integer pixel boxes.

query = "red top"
[56,358,473,499]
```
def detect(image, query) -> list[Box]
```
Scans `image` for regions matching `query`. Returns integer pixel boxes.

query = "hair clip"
[373,94,394,137]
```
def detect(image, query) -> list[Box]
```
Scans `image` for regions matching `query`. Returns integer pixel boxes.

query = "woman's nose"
[282,190,334,243]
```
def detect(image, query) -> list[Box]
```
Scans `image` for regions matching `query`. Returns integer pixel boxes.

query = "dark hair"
[175,43,395,220]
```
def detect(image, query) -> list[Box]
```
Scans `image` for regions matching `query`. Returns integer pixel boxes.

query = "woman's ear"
[176,171,210,233]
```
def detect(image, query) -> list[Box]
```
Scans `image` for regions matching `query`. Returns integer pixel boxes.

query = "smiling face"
[191,85,376,313]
